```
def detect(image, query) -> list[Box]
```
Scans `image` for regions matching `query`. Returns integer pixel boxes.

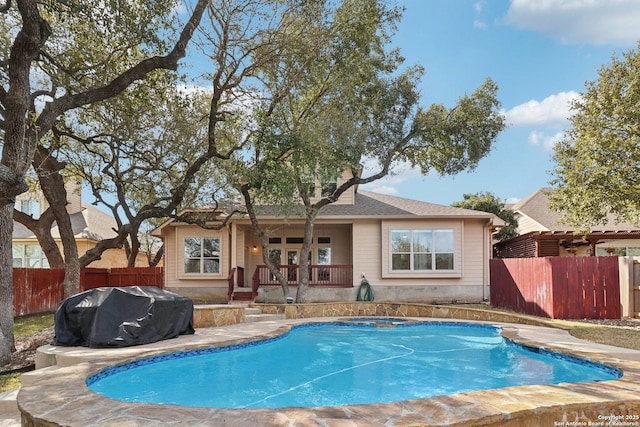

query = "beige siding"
[460,219,487,286]
[162,224,230,289]
[328,224,352,265]
[348,218,489,288]
[65,181,82,214]
[323,169,356,205]
[352,220,382,283]
[515,212,548,234]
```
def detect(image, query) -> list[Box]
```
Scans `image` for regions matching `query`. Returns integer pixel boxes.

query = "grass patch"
[0,372,22,392]
[452,303,640,350]
[14,313,54,338]
[568,327,640,351]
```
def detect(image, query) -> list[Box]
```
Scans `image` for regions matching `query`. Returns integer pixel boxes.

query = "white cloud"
[503,91,579,127]
[474,20,488,30]
[473,1,486,14]
[363,185,399,195]
[505,197,520,205]
[503,0,640,45]
[473,1,488,29]
[528,130,565,151]
[360,159,422,194]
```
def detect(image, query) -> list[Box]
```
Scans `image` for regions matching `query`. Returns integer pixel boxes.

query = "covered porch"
[227,221,355,302]
[228,264,354,301]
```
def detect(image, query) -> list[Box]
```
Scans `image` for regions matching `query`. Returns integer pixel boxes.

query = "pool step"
[244,308,285,323]
[0,389,20,426]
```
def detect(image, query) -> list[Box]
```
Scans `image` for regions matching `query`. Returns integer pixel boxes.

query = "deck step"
[0,389,19,423]
[230,288,254,302]
[245,313,286,323]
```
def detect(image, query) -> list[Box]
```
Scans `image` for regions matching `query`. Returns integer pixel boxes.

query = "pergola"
[493,230,640,258]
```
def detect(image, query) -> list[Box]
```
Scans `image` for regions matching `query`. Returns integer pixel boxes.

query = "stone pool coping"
[20,307,640,426]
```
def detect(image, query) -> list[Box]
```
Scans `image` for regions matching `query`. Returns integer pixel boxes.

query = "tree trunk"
[150,244,164,267]
[13,208,65,267]
[0,0,52,366]
[128,232,141,267]
[0,203,16,365]
[295,212,316,303]
[240,185,291,300]
[34,148,81,297]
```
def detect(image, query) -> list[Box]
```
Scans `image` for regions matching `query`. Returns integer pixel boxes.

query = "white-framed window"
[13,244,49,268]
[390,229,454,271]
[184,237,220,274]
[18,199,40,219]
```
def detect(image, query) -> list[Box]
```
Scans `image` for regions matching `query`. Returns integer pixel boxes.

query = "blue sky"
[360,0,640,205]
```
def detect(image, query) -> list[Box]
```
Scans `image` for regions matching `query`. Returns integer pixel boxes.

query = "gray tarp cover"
[54,286,195,348]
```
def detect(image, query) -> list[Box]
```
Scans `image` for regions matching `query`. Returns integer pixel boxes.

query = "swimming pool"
[87,321,620,409]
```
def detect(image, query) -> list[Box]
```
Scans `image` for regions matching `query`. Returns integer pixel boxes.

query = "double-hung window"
[13,244,49,268]
[391,229,454,271]
[184,237,220,274]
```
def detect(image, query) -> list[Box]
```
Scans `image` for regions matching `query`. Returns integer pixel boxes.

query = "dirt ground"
[0,327,55,373]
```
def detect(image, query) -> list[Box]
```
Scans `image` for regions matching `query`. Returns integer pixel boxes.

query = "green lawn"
[14,313,54,338]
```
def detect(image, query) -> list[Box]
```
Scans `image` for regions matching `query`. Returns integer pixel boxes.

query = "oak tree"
[231,0,506,302]
[452,192,518,241]
[550,43,640,230]
[0,0,208,364]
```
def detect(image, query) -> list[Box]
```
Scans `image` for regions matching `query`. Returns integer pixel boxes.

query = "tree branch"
[34,0,209,135]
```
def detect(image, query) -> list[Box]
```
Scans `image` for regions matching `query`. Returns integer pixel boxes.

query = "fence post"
[619,257,633,318]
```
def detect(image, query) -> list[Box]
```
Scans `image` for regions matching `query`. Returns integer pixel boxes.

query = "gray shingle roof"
[325,191,498,218]
[513,188,640,232]
[12,203,117,241]
[255,190,499,220]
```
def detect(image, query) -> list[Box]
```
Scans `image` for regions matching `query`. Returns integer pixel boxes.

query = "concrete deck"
[16,304,640,426]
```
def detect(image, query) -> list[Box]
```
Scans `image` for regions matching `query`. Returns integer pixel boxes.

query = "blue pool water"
[87,321,620,409]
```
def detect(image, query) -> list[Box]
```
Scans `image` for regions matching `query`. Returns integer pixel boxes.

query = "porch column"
[231,222,237,278]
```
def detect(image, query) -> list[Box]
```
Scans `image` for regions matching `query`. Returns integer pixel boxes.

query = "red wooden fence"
[81,267,164,290]
[13,267,164,316]
[490,256,621,319]
[13,268,65,317]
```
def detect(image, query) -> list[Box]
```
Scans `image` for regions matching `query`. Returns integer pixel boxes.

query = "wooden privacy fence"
[81,267,164,290]
[490,256,620,319]
[635,262,640,318]
[13,267,164,316]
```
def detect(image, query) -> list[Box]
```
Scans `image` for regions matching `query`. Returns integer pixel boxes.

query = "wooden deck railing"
[251,264,353,294]
[227,267,237,300]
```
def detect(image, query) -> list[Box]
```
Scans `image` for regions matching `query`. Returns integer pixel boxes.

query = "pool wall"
[253,302,555,325]
[191,302,556,329]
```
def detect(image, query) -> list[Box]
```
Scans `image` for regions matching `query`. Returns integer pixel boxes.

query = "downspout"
[484,217,493,302]
[230,222,237,283]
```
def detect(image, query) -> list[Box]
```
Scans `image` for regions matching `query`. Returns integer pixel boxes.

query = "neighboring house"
[494,188,640,258]
[152,181,503,304]
[13,182,141,268]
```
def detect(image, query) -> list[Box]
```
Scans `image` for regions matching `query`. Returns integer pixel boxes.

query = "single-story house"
[494,188,640,258]
[152,181,503,304]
